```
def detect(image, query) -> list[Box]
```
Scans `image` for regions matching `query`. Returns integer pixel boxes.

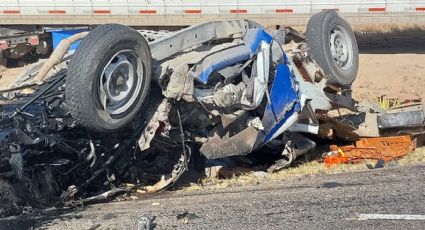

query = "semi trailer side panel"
[0,0,425,25]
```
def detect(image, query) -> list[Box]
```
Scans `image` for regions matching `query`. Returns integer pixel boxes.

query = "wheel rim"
[329,25,353,71]
[99,50,143,115]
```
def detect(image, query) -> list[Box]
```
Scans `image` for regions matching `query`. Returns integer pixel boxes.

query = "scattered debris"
[377,95,422,110]
[176,211,199,224]
[365,159,385,169]
[204,156,256,178]
[252,171,268,178]
[323,135,415,167]
[378,105,425,130]
[267,132,316,172]
[136,214,156,230]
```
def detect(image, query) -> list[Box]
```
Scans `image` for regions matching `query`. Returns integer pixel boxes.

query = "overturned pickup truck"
[0,11,365,210]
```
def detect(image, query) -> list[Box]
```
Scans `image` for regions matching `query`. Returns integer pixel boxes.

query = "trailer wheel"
[306,10,359,86]
[66,24,151,132]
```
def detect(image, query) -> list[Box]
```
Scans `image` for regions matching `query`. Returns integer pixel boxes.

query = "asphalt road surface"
[1,164,424,229]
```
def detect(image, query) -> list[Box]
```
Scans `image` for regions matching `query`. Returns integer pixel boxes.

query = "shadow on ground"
[0,208,83,229]
[356,26,425,54]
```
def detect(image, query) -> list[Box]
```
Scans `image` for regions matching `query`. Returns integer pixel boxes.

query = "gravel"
[1,164,424,229]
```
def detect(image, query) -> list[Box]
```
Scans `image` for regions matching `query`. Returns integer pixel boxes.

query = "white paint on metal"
[1,0,425,16]
[253,41,270,108]
[1,0,425,25]
[289,123,319,134]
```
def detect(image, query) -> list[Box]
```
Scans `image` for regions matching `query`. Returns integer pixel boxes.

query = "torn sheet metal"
[213,82,247,108]
[355,112,380,137]
[317,116,361,141]
[211,40,271,110]
[262,63,301,142]
[191,28,271,84]
[163,64,195,102]
[252,41,271,108]
[200,125,260,159]
[191,45,251,84]
[156,41,241,81]
[330,103,425,138]
[267,132,316,172]
[150,20,261,61]
[378,109,425,129]
[138,98,172,151]
[288,57,331,111]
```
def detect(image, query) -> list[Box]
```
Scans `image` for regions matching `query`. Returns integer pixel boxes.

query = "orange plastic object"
[324,135,414,167]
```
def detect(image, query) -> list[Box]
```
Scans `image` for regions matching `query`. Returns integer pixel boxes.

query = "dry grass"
[181,147,425,192]
[398,146,425,165]
[353,23,425,34]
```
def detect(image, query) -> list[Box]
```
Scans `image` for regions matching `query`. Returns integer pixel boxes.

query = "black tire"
[66,24,151,133]
[306,10,359,86]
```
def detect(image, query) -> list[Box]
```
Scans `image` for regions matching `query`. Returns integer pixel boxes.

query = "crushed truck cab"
[0,11,368,207]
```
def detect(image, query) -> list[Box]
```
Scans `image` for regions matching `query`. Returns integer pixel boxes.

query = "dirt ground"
[354,54,425,100]
[0,64,28,89]
[353,28,425,100]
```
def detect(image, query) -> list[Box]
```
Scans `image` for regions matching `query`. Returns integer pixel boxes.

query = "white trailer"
[0,0,425,25]
[1,0,425,64]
